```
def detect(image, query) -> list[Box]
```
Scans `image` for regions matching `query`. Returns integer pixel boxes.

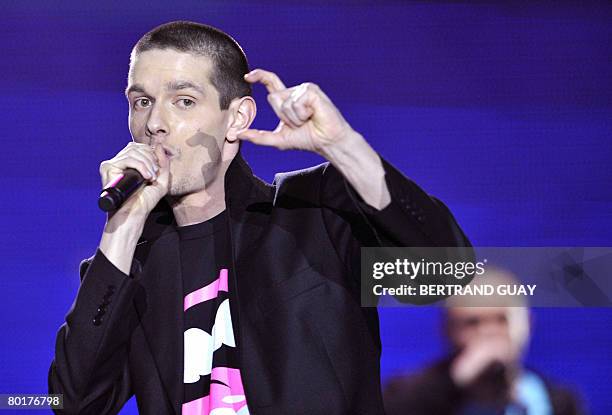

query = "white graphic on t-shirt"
[210,405,250,415]
[184,299,236,383]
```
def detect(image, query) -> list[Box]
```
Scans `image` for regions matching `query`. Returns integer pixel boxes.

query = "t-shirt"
[177,210,250,415]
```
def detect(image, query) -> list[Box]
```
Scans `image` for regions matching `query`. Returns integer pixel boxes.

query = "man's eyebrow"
[124,81,206,97]
[125,84,147,97]
[165,80,206,95]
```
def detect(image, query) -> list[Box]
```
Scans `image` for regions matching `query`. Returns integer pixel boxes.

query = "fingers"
[236,126,288,150]
[243,68,293,127]
[127,152,158,178]
[152,144,169,170]
[244,69,286,94]
[290,84,315,122]
[267,91,296,128]
[281,84,310,126]
[267,83,316,128]
[122,142,159,172]
[100,142,161,187]
[451,338,509,386]
[144,144,171,191]
[245,70,321,134]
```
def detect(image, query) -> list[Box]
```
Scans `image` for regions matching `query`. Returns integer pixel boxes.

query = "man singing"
[49,21,470,414]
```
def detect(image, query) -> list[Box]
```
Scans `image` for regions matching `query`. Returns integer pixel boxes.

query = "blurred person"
[48,21,471,414]
[383,268,584,415]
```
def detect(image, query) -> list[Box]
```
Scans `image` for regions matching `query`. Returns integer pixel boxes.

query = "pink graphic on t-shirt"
[184,269,228,311]
[182,367,249,415]
[182,268,249,414]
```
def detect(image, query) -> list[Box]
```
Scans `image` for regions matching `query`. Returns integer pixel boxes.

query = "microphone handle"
[98,168,146,212]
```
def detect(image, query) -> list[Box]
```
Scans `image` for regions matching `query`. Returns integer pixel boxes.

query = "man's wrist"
[318,128,366,165]
[320,129,391,210]
[100,216,146,275]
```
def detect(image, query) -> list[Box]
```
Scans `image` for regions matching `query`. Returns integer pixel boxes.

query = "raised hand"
[237,69,355,156]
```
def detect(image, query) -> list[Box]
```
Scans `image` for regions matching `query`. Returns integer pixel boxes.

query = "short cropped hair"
[132,21,251,110]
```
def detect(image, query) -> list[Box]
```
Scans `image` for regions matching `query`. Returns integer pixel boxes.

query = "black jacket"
[383,358,585,415]
[49,153,471,414]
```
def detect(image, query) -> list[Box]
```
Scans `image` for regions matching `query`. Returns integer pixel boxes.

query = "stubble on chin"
[167,173,193,198]
[167,163,218,199]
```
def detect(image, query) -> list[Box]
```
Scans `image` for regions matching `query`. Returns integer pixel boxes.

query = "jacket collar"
[139,151,272,244]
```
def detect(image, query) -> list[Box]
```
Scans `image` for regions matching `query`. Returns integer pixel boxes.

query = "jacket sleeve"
[319,154,473,299]
[321,155,471,248]
[48,249,142,414]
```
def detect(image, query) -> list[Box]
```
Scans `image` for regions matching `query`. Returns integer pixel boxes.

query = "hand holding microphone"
[98,142,170,218]
[98,168,147,212]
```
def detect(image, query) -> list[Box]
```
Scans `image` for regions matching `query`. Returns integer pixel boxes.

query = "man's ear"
[226,96,256,143]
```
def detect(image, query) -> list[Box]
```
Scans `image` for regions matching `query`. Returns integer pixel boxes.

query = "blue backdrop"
[1,1,611,413]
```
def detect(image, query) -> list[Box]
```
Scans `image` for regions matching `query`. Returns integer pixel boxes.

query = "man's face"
[126,48,231,197]
[446,306,529,359]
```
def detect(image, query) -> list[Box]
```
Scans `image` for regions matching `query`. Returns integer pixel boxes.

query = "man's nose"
[145,102,169,138]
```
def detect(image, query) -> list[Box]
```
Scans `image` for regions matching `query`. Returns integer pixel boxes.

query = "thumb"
[151,145,171,186]
[153,145,170,169]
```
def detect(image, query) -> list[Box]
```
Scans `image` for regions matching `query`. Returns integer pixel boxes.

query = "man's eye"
[177,98,195,108]
[134,98,151,108]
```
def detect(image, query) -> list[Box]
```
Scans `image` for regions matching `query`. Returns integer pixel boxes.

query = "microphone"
[98,168,147,212]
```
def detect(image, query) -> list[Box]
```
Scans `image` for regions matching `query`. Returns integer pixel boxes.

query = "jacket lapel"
[134,228,184,415]
[225,154,273,268]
